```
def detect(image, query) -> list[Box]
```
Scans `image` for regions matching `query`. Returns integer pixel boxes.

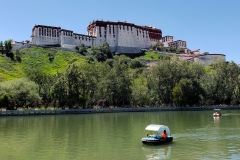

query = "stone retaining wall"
[0,106,240,116]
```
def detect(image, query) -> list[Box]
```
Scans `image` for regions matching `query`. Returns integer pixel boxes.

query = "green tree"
[151,42,164,51]
[50,74,68,108]
[51,64,97,108]
[95,56,132,106]
[4,40,14,60]
[4,40,13,51]
[87,42,113,62]
[176,48,184,53]
[202,58,240,105]
[0,78,41,109]
[0,41,3,54]
[129,59,144,69]
[131,77,150,107]
[48,52,54,63]
[172,78,205,106]
[169,47,176,53]
[78,43,87,55]
[15,49,22,62]
[25,68,56,107]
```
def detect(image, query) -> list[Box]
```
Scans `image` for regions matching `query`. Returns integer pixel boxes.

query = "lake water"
[0,110,240,160]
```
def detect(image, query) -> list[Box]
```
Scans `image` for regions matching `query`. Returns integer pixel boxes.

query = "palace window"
[47,29,51,37]
[39,28,42,36]
[43,28,47,36]
[52,29,56,37]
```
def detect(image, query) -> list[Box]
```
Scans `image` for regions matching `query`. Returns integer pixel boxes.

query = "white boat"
[141,124,173,144]
[213,109,222,116]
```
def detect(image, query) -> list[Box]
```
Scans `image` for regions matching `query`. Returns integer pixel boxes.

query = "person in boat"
[214,111,220,115]
[160,130,168,139]
[147,134,153,137]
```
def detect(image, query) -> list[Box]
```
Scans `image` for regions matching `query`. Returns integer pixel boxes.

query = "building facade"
[162,36,173,47]
[30,20,162,53]
[168,40,187,49]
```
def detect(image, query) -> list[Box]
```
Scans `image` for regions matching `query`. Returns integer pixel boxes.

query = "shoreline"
[1,106,240,116]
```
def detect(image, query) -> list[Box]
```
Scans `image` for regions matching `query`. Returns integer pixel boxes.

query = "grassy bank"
[0,47,165,82]
[0,47,88,81]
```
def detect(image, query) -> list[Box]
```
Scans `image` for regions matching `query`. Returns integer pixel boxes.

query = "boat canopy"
[145,124,164,131]
[145,124,171,136]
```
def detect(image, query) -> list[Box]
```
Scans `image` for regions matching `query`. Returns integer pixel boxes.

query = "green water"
[0,110,240,160]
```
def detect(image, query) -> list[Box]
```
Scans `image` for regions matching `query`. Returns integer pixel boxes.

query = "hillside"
[0,47,167,82]
[0,47,88,81]
[1,46,239,108]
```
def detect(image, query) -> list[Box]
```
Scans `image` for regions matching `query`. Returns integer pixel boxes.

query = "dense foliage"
[0,43,240,109]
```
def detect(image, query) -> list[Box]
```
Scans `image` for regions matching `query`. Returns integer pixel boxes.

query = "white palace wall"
[12,41,31,50]
[31,27,61,46]
[30,22,162,53]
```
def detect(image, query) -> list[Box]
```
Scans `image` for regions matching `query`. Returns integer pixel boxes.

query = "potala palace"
[12,20,225,65]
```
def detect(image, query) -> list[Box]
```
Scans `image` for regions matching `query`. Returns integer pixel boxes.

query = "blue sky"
[1,0,240,64]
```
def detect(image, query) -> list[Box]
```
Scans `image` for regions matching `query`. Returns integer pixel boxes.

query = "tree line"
[0,42,240,109]
[0,40,14,60]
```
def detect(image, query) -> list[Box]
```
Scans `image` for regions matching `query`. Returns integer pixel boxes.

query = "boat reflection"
[213,116,220,122]
[142,145,171,159]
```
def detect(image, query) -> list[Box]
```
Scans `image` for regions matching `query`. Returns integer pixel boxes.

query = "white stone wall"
[30,23,161,53]
[60,30,75,45]
[30,26,60,46]
[193,54,226,66]
[61,44,77,51]
[114,26,152,49]
[12,42,30,50]
[74,34,95,47]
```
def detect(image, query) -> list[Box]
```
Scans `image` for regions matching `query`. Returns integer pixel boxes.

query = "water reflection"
[142,145,171,159]
[213,116,220,122]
